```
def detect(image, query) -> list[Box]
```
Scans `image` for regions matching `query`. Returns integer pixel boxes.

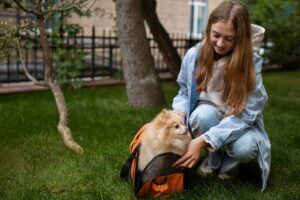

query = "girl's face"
[210,21,236,55]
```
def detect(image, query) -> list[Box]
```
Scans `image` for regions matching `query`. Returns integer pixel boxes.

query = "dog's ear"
[154,109,168,123]
[160,109,170,119]
[153,109,170,130]
[161,108,168,115]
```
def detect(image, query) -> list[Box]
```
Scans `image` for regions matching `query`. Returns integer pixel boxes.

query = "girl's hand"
[173,136,207,168]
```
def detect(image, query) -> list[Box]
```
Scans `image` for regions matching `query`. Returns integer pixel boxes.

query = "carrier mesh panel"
[137,153,183,188]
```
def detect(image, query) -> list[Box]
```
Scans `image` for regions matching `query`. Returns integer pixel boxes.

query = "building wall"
[155,0,189,34]
[68,0,190,35]
[0,1,224,35]
[67,0,223,36]
[208,0,224,14]
[68,1,116,35]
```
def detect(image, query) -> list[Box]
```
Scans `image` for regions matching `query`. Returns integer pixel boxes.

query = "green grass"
[0,70,299,200]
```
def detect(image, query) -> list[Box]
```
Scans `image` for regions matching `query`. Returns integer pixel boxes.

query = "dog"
[138,109,192,171]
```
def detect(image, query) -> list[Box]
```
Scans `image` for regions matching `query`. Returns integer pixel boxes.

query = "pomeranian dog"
[138,109,192,171]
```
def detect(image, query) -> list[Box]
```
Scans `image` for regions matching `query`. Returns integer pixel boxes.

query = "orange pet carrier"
[120,124,186,198]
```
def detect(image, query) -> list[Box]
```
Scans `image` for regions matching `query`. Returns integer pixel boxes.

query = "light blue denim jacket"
[172,39,271,191]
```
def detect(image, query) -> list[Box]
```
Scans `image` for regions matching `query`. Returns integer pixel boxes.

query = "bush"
[241,0,300,64]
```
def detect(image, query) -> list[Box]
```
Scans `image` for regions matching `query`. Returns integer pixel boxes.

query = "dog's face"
[138,109,192,170]
[152,109,191,151]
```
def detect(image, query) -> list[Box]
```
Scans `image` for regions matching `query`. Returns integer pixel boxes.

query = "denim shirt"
[172,43,271,191]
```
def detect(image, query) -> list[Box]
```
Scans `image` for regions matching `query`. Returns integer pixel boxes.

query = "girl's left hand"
[173,136,207,168]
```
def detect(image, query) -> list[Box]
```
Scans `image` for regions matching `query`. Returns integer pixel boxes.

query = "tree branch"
[13,0,40,16]
[141,0,181,78]
[43,0,94,16]
[18,49,47,87]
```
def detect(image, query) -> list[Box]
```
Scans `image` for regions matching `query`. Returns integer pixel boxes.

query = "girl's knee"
[228,133,258,163]
[189,110,208,132]
[189,104,221,133]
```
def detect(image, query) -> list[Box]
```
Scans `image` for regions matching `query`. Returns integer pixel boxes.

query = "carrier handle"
[120,144,140,180]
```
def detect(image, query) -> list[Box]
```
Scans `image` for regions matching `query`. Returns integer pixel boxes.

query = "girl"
[172,0,271,191]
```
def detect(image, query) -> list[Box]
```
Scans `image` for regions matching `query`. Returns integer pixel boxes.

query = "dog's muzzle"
[180,127,189,135]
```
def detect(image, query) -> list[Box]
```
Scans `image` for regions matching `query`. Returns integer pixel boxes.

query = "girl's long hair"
[195,0,256,116]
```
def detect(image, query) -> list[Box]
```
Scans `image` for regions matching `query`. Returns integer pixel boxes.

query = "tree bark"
[36,4,83,153]
[141,0,181,79]
[115,0,166,107]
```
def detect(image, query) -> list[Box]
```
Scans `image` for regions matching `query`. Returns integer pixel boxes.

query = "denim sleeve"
[172,45,199,113]
[202,54,268,151]
[172,54,189,113]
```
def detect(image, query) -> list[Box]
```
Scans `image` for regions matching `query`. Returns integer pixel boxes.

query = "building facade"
[68,0,224,36]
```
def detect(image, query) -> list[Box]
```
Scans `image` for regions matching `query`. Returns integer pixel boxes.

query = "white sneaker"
[197,157,215,177]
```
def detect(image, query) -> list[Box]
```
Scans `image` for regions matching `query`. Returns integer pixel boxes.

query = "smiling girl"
[172,0,271,191]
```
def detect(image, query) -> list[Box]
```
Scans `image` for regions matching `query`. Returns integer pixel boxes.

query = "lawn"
[0,70,299,200]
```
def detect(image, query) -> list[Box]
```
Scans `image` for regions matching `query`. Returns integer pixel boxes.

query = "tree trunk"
[141,0,181,79]
[36,6,83,153]
[48,81,83,153]
[115,0,166,107]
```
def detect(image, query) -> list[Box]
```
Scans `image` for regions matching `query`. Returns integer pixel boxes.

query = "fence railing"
[0,27,201,83]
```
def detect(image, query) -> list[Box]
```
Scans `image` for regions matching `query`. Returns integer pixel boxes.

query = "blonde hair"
[195,0,256,116]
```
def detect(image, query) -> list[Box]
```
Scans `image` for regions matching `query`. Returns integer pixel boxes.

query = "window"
[189,0,208,38]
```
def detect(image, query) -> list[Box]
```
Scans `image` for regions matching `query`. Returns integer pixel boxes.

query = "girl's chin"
[214,47,226,55]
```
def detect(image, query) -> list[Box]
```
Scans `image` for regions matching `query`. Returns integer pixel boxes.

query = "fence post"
[108,30,114,76]
[91,26,95,80]
[80,29,84,79]
[6,57,10,83]
[102,30,105,75]
[34,45,38,79]
[16,55,20,82]
[24,50,29,82]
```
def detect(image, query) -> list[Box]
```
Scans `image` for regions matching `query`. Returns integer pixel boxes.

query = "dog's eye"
[174,124,180,129]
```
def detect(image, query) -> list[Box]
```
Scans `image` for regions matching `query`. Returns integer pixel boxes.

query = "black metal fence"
[0,27,201,83]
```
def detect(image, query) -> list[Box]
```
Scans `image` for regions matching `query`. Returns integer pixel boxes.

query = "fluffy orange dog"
[138,109,192,171]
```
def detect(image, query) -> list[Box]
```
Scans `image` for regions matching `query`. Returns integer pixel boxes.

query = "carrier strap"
[120,144,140,181]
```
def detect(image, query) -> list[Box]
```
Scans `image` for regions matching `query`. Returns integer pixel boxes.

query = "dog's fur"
[138,109,192,171]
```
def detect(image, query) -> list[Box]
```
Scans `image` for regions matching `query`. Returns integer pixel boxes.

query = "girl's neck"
[214,51,232,61]
[214,53,225,61]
